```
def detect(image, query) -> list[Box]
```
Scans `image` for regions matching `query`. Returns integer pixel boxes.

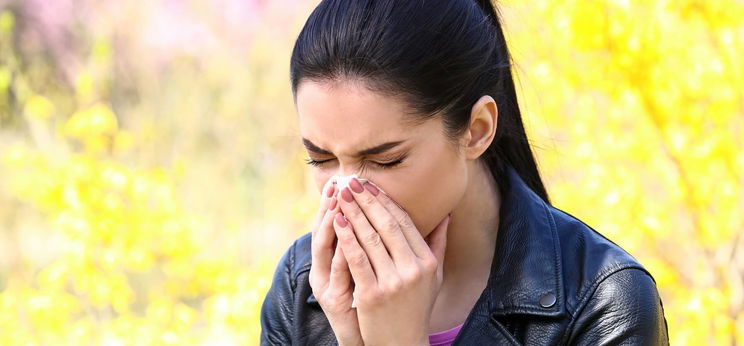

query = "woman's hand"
[333,177,451,346]
[308,179,364,346]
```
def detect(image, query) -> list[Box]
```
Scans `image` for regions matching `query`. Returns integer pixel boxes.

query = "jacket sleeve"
[568,268,670,346]
[260,241,297,346]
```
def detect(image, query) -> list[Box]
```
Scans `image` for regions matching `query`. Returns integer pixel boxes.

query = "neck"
[426,162,502,333]
[440,161,501,306]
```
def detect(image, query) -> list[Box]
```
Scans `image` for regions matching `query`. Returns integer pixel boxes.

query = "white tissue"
[331,173,368,192]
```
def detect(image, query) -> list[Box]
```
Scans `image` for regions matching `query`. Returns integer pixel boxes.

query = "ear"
[460,95,498,160]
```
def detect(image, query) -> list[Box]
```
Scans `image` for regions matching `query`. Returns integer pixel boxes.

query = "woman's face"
[296,79,469,237]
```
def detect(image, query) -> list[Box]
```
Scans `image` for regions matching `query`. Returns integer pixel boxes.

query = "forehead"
[296,80,420,155]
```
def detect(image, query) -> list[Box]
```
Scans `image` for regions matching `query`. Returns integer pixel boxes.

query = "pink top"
[428,323,464,346]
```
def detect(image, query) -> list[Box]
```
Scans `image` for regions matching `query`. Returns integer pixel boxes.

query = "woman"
[261,0,670,345]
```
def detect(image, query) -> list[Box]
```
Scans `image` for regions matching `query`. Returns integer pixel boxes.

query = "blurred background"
[0,0,741,344]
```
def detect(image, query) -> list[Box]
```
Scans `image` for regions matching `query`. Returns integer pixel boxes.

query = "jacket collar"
[483,164,564,317]
[306,165,565,319]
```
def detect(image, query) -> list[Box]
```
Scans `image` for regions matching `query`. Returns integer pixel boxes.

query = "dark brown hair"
[290,0,550,203]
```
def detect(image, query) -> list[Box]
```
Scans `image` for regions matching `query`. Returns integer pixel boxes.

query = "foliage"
[502,0,744,344]
[0,0,741,345]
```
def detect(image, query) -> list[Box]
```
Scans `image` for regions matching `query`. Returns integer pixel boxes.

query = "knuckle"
[384,197,405,213]
[362,290,381,303]
[398,216,415,230]
[376,191,393,204]
[421,256,438,273]
[382,218,400,233]
[361,231,382,248]
[349,252,369,267]
[319,296,341,310]
[331,256,346,272]
[382,278,403,293]
[401,267,423,282]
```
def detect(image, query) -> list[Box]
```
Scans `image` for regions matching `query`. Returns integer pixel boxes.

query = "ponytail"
[474,0,550,203]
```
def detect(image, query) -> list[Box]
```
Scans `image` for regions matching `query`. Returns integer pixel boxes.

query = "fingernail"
[329,197,338,210]
[341,187,354,203]
[335,213,348,227]
[349,177,364,194]
[326,184,335,198]
[363,182,379,196]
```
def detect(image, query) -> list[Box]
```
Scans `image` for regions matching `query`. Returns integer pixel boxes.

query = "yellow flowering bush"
[0,7,280,344]
[502,0,744,344]
[0,1,742,345]
[2,97,274,344]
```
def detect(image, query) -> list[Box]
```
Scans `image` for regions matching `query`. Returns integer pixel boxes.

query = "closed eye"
[304,157,404,169]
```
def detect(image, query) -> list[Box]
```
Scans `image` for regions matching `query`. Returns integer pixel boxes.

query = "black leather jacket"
[260,166,670,345]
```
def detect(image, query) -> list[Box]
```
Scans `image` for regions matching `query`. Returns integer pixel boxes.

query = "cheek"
[314,172,335,196]
[378,153,467,236]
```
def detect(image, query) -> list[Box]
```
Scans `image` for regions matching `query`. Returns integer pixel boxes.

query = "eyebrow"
[302,138,406,157]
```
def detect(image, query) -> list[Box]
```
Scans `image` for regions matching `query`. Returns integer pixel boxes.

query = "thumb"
[426,213,451,268]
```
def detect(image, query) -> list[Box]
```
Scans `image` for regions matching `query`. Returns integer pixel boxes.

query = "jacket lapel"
[450,292,523,345]
[454,166,565,344]
[486,166,564,317]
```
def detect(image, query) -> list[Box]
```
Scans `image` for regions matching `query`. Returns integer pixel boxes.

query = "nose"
[330,166,369,190]
[333,162,365,179]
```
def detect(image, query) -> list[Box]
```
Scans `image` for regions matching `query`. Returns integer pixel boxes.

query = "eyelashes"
[304,156,405,170]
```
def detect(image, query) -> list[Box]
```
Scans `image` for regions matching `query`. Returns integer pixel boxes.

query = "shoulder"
[292,231,313,270]
[261,232,313,307]
[260,232,321,345]
[548,204,654,295]
[277,232,314,282]
[547,205,669,344]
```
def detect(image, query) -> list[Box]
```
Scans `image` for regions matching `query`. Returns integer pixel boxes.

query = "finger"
[333,212,377,290]
[347,178,417,266]
[328,241,351,292]
[311,178,338,250]
[366,181,431,259]
[338,186,397,277]
[425,214,451,273]
[308,178,335,290]
[312,179,337,237]
[313,196,339,253]
[311,196,340,284]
